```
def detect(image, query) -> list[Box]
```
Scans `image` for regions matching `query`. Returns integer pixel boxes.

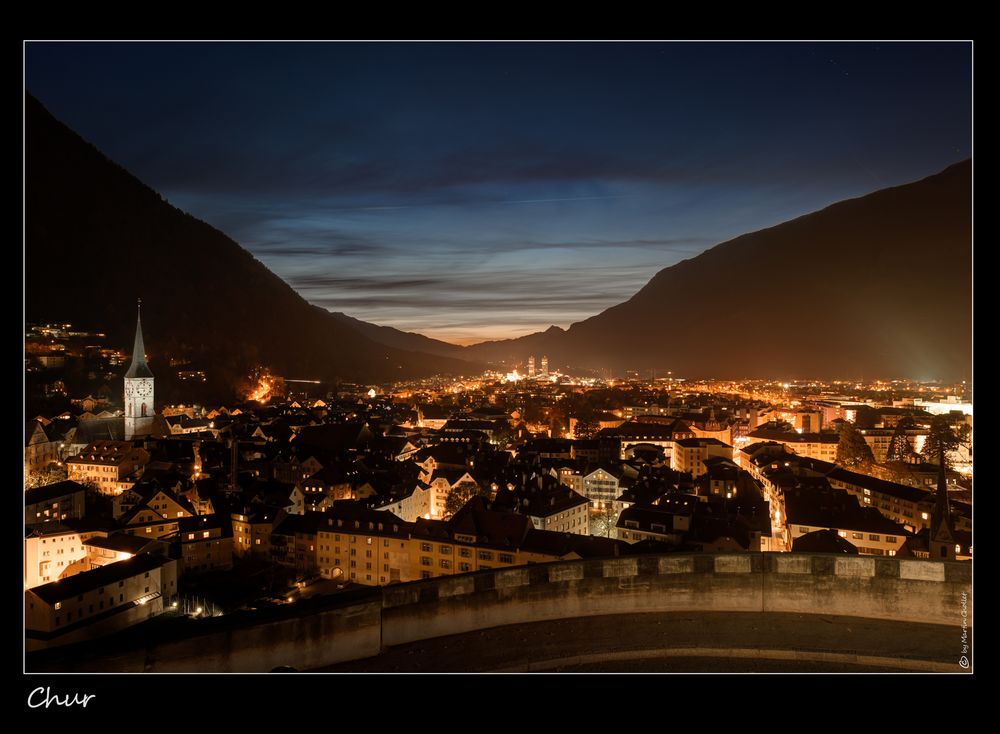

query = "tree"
[836,421,875,469]
[884,418,915,463]
[24,463,68,490]
[921,415,961,468]
[589,500,620,538]
[573,414,600,440]
[443,480,490,518]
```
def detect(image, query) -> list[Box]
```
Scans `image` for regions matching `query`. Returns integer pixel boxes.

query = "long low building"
[745,428,839,463]
[308,499,626,587]
[783,485,912,556]
[25,553,179,651]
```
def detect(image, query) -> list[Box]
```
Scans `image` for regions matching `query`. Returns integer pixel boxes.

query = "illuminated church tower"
[124,300,155,440]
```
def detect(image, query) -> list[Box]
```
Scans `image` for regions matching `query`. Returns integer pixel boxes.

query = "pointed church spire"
[125,298,154,378]
[929,443,957,559]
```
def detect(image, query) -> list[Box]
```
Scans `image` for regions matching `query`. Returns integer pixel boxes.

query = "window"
[439,545,452,554]
[202,531,210,538]
[478,551,493,561]
[886,536,897,543]
[421,571,432,579]
[499,554,514,564]
[459,548,471,558]
[869,534,880,541]
[421,543,432,552]
[421,557,432,566]
[460,563,471,572]
[440,559,452,569]
[852,533,863,540]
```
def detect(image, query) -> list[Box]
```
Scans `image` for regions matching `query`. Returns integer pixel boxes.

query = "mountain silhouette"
[462,160,972,380]
[25,94,478,390]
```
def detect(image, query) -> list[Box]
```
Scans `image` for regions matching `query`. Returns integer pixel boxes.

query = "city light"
[21,41,972,675]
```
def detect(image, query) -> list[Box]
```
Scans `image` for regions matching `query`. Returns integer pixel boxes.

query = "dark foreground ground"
[314,611,970,673]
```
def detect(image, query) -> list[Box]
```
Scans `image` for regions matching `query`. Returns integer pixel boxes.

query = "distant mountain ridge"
[327,312,468,360]
[25,94,479,390]
[27,90,970,383]
[460,160,972,380]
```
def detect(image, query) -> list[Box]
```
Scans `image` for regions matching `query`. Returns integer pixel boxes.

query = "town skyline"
[23,39,973,682]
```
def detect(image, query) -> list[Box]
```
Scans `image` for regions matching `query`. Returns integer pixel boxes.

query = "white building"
[124,301,155,440]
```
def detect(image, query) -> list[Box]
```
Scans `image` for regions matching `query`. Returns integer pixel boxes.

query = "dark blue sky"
[26,42,971,344]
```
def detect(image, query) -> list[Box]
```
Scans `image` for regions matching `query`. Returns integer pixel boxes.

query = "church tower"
[927,447,957,561]
[124,300,155,440]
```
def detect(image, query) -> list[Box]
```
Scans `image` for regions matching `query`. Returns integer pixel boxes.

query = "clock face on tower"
[133,381,152,398]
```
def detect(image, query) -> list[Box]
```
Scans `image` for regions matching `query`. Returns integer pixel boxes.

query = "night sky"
[25,42,971,344]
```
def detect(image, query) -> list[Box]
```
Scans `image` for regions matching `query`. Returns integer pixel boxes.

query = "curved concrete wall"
[28,553,971,672]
